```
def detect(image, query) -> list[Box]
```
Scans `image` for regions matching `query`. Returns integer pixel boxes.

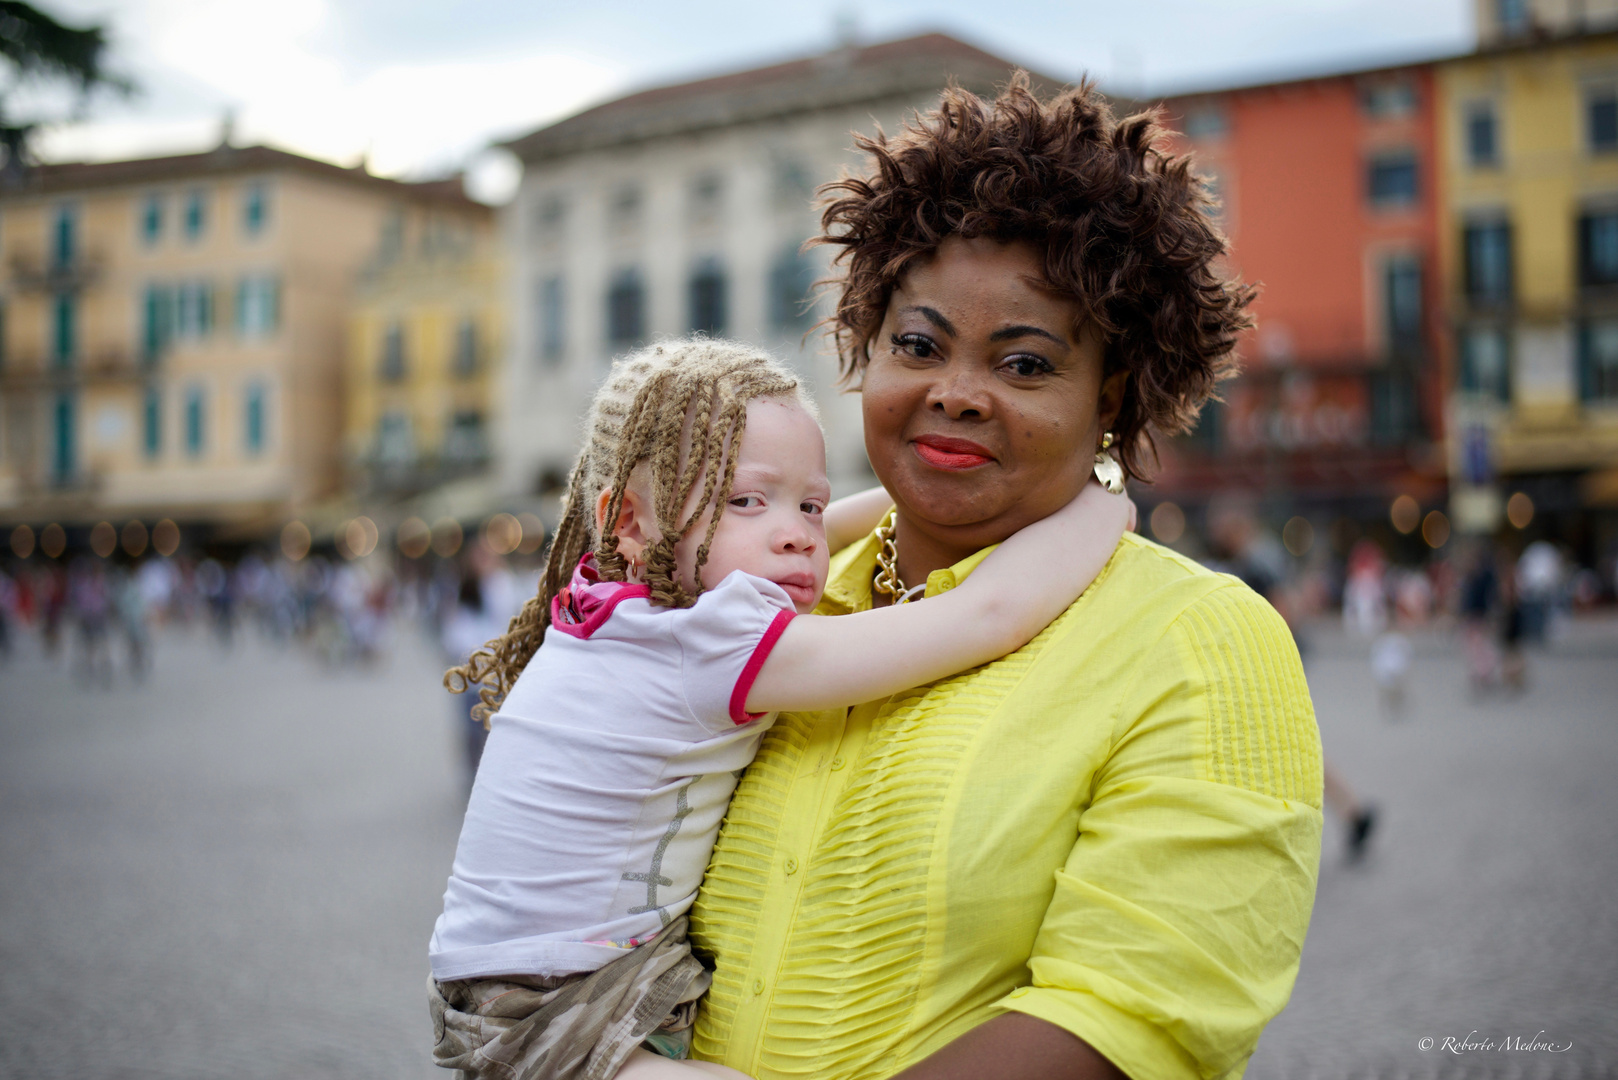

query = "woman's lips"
[911,435,995,471]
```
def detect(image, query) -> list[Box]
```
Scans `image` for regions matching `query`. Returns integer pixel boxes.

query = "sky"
[15,0,1476,203]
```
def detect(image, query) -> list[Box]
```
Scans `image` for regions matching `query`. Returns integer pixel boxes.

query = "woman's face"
[862,235,1126,560]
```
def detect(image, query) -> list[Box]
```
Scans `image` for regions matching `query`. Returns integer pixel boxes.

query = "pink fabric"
[549,554,651,640]
[728,609,796,724]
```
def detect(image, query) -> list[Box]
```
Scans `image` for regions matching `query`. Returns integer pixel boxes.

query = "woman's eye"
[729,495,764,510]
[891,332,939,360]
[800,502,824,516]
[1002,354,1054,378]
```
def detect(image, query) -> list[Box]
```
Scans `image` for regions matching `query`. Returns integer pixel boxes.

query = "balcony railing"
[5,250,105,293]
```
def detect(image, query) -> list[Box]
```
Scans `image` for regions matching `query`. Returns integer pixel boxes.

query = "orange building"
[1148,62,1449,549]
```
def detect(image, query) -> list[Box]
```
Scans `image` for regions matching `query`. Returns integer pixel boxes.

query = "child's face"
[676,398,831,614]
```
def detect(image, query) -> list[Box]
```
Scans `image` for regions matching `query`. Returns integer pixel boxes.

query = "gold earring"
[627,551,644,580]
[1093,432,1125,494]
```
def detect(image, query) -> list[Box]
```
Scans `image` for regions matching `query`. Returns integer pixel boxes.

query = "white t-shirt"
[428,557,797,981]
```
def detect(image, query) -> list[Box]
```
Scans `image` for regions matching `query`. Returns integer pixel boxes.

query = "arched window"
[688,257,727,335]
[769,245,815,330]
[606,267,645,349]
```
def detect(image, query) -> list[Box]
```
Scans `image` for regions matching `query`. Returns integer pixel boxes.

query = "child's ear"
[595,486,655,557]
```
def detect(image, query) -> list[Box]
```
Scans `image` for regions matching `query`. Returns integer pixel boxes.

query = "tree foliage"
[0,1,131,173]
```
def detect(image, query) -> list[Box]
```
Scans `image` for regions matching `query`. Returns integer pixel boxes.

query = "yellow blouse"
[689,530,1323,1080]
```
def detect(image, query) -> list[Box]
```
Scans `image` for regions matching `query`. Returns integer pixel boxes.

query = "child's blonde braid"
[445,339,809,724]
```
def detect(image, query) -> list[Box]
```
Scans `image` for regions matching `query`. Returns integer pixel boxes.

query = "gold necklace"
[873,509,922,604]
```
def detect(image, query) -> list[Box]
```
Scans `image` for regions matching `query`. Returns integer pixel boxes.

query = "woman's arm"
[745,481,1130,714]
[889,1014,1126,1080]
[823,485,896,553]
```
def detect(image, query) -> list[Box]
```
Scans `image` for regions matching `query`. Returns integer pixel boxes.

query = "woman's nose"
[926,366,991,419]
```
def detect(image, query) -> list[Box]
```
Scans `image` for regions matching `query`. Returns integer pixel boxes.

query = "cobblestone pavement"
[1,616,1615,1079]
[1246,617,1618,1080]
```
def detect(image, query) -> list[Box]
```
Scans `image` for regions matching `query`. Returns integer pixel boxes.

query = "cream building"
[496,33,1062,498]
[344,198,500,497]
[0,143,484,541]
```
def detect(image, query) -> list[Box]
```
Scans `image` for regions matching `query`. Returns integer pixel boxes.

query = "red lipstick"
[912,434,995,471]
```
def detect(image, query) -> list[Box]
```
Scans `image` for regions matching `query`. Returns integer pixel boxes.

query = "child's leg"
[616,1047,752,1079]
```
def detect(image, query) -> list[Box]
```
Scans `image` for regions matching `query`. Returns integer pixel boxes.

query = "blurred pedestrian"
[1369,630,1411,720]
[68,558,114,686]
[439,562,501,779]
[197,558,234,646]
[1342,540,1388,638]
[1516,539,1563,644]
[113,565,152,680]
[1322,763,1377,861]
[1459,543,1500,690]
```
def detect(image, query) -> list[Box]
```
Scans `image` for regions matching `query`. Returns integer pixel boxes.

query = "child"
[428,339,1131,1080]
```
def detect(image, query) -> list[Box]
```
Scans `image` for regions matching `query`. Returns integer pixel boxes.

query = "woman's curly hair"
[816,73,1254,480]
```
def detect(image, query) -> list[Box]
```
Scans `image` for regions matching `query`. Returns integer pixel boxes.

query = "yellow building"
[344,199,500,497]
[0,143,486,545]
[1438,23,1618,551]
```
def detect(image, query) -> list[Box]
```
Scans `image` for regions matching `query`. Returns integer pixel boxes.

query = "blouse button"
[830,756,846,771]
[784,856,799,875]
[752,977,766,996]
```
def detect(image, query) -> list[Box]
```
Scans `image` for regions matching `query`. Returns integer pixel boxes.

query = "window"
[606,268,645,350]
[444,410,487,463]
[52,205,75,268]
[244,382,266,454]
[688,257,727,335]
[609,185,642,227]
[1581,318,1618,400]
[1183,105,1229,140]
[1580,210,1618,286]
[379,209,405,259]
[1588,88,1618,154]
[453,318,478,376]
[184,385,205,456]
[1367,152,1419,207]
[183,190,207,241]
[377,411,413,464]
[1362,81,1418,119]
[143,386,162,458]
[174,282,213,338]
[1464,221,1513,303]
[689,174,723,222]
[380,322,406,381]
[532,194,566,241]
[52,392,74,481]
[236,276,280,336]
[1200,174,1225,220]
[1384,255,1423,350]
[141,195,163,246]
[0,298,7,370]
[773,157,815,209]
[1466,103,1499,167]
[142,285,172,362]
[1460,326,1511,401]
[539,276,565,364]
[51,293,74,366]
[1497,0,1530,36]
[242,183,269,236]
[769,245,815,330]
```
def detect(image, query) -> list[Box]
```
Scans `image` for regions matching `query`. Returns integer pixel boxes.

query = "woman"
[687,77,1323,1080]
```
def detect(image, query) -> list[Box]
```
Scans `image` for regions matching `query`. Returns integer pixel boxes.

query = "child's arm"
[746,481,1132,713]
[823,486,896,553]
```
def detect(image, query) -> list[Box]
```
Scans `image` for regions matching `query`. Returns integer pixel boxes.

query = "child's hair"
[446,337,812,723]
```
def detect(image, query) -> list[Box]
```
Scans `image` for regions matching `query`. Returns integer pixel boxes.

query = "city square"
[1,614,1614,1079]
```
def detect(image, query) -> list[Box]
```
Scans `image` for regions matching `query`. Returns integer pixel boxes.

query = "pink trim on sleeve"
[728,609,797,724]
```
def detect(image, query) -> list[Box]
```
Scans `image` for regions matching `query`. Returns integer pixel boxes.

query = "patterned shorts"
[428,916,709,1080]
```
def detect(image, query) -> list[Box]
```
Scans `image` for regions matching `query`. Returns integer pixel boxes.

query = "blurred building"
[495,32,1061,498]
[344,197,500,498]
[1147,61,1448,550]
[1438,24,1618,565]
[0,142,482,545]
